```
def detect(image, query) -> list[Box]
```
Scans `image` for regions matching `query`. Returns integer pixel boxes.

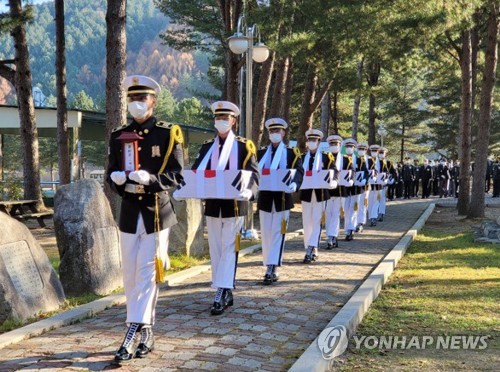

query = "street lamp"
[228,14,270,240]
[228,16,270,139]
[378,122,387,147]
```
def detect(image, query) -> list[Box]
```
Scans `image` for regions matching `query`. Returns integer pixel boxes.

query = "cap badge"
[132,76,139,85]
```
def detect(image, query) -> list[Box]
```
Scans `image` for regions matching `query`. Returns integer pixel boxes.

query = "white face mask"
[358,150,365,156]
[269,133,283,144]
[378,153,385,159]
[345,147,354,155]
[330,145,339,153]
[307,141,318,151]
[128,101,149,119]
[214,119,232,134]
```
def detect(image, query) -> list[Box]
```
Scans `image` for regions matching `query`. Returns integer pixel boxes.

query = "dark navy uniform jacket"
[329,154,354,197]
[257,145,304,213]
[300,151,336,203]
[106,116,184,234]
[191,135,259,218]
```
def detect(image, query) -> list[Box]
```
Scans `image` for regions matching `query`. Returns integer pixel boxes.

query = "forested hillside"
[0,0,214,107]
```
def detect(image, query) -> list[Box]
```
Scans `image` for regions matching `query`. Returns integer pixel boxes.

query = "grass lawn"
[336,207,500,371]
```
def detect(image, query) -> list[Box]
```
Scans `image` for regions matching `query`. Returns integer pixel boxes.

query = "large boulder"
[0,213,65,323]
[170,198,206,257]
[54,179,122,296]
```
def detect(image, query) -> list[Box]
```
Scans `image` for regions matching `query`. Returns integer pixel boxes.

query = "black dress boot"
[370,218,377,226]
[271,265,279,282]
[114,323,141,363]
[263,265,273,285]
[224,288,234,307]
[135,327,154,358]
[345,230,353,241]
[210,288,226,315]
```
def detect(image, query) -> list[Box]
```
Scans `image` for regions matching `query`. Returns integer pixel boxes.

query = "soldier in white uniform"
[300,129,335,262]
[367,144,381,226]
[191,101,259,316]
[257,118,303,284]
[355,142,369,232]
[377,147,397,221]
[107,75,184,362]
[341,138,357,241]
[324,135,343,249]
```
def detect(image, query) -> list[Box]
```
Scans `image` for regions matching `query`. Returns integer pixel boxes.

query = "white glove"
[348,180,354,187]
[129,170,151,185]
[287,182,297,193]
[241,189,253,200]
[110,171,127,186]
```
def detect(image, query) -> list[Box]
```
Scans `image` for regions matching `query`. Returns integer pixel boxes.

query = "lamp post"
[228,16,270,140]
[378,122,387,147]
[228,13,270,240]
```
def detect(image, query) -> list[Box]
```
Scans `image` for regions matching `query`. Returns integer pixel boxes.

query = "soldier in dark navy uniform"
[324,135,344,249]
[257,118,303,284]
[300,129,336,262]
[342,138,358,241]
[106,75,184,363]
[367,144,381,226]
[402,157,415,199]
[191,101,259,316]
[355,142,370,232]
[420,159,433,198]
[492,157,500,197]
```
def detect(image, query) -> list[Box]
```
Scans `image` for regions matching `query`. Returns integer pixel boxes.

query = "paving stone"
[0,201,430,371]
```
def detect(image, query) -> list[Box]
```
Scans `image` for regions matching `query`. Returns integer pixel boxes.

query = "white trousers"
[325,196,343,238]
[206,216,244,289]
[379,187,387,214]
[260,207,288,266]
[356,190,368,225]
[344,195,358,231]
[120,214,169,326]
[301,193,325,248]
[368,188,380,219]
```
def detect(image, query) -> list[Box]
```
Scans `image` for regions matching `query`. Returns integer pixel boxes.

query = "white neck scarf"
[198,131,238,170]
[303,150,322,171]
[258,142,286,170]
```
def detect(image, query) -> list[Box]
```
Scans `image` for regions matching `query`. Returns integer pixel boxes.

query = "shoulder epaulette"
[155,121,173,129]
[235,136,247,143]
[203,138,215,144]
[112,123,131,132]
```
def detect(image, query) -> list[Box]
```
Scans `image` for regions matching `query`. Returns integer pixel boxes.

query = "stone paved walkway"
[0,199,431,371]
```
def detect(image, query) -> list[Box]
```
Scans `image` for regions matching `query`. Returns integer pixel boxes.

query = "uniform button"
[138,164,141,168]
[138,147,142,151]
[139,131,143,135]
[144,129,149,134]
[133,130,137,132]
[138,196,143,201]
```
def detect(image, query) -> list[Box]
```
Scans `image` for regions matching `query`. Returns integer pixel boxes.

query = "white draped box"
[338,169,354,187]
[368,169,378,184]
[300,169,337,190]
[355,171,367,187]
[173,169,253,200]
[376,172,389,185]
[259,169,297,192]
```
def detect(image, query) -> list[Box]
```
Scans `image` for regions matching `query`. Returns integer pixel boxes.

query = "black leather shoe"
[370,218,377,226]
[263,274,273,285]
[356,224,364,233]
[325,242,333,250]
[114,323,140,363]
[210,301,225,315]
[345,231,353,241]
[272,273,279,282]
[311,251,319,261]
[378,214,384,222]
[135,328,154,358]
[303,254,312,264]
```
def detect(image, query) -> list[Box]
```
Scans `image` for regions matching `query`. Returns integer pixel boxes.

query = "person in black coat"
[107,75,184,362]
[300,129,336,263]
[451,160,460,197]
[402,157,415,199]
[437,159,451,198]
[413,159,421,197]
[420,159,433,199]
[492,158,500,197]
[257,118,303,284]
[191,101,259,316]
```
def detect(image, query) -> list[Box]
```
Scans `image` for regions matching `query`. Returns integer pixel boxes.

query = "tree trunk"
[297,66,333,151]
[105,0,127,216]
[269,56,289,118]
[9,0,43,209]
[282,58,294,124]
[352,57,364,141]
[366,61,380,145]
[55,0,70,185]
[320,91,329,135]
[0,134,3,182]
[330,90,339,134]
[468,4,498,218]
[457,30,473,215]
[400,121,406,163]
[253,52,274,147]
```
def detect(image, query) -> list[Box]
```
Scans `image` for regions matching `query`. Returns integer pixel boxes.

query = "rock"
[0,213,65,323]
[54,179,122,296]
[170,198,206,257]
